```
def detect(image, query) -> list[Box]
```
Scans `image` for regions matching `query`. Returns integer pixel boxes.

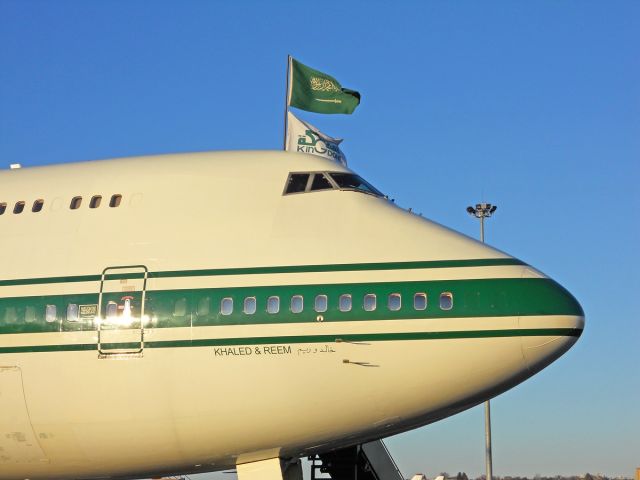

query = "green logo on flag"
[288,58,360,114]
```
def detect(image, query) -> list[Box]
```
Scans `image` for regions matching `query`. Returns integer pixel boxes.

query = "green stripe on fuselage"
[0,258,525,287]
[0,328,583,355]
[0,277,583,336]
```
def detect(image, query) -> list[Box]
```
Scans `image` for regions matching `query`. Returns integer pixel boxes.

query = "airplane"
[0,150,584,480]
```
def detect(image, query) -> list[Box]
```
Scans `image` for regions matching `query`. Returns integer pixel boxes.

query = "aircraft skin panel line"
[0,150,584,480]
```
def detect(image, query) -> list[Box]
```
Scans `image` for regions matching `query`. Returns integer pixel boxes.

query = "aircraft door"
[97,266,148,357]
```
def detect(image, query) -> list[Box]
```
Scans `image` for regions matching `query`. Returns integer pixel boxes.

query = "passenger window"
[67,304,79,322]
[174,298,187,317]
[0,202,6,215]
[267,296,280,314]
[106,301,118,319]
[14,201,25,214]
[197,297,210,316]
[388,293,401,311]
[310,173,333,191]
[244,297,257,315]
[32,199,44,213]
[109,194,122,208]
[439,292,453,310]
[3,307,17,323]
[339,294,352,312]
[90,195,102,208]
[70,197,82,210]
[45,304,57,323]
[363,294,377,312]
[291,295,303,313]
[314,295,328,313]
[220,297,233,315]
[284,173,310,194]
[25,306,37,323]
[414,293,427,310]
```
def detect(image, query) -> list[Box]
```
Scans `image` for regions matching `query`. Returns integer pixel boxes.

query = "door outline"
[97,265,148,357]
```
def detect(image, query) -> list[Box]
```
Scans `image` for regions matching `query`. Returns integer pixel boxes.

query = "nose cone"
[519,269,584,374]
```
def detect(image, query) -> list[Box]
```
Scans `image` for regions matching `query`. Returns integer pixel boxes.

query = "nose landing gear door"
[97,265,148,358]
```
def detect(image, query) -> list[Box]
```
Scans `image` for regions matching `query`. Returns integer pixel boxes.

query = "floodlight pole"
[466,202,497,480]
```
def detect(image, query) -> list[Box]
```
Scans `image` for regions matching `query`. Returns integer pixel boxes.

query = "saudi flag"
[287,57,360,115]
[286,111,347,166]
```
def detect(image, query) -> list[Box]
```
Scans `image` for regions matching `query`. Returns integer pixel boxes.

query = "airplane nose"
[518,269,584,374]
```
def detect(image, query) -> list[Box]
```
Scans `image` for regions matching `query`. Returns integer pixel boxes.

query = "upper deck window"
[328,173,383,196]
[90,195,102,208]
[0,203,6,215]
[109,194,122,208]
[70,197,82,210]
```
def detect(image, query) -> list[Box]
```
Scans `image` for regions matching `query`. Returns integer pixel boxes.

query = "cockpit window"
[310,173,333,191]
[328,173,383,196]
[284,173,310,194]
[283,171,384,197]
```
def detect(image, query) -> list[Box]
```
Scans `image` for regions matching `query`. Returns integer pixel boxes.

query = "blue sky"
[1,0,638,478]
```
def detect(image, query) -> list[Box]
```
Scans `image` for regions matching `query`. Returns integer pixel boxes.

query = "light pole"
[466,202,497,480]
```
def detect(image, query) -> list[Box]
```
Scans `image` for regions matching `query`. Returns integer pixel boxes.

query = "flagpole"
[283,55,292,150]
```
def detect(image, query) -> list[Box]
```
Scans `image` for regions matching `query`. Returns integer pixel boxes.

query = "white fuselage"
[0,151,583,480]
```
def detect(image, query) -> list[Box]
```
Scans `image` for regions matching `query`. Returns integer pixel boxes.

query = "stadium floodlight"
[466,203,497,242]
[466,202,498,480]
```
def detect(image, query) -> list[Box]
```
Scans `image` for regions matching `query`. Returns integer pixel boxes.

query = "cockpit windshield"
[327,173,383,196]
[283,171,384,197]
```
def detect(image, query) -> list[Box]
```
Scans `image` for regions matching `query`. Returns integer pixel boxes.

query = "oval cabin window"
[414,293,427,310]
[267,296,280,314]
[197,297,210,316]
[291,295,303,314]
[45,305,57,323]
[220,298,233,316]
[363,294,377,312]
[314,295,328,313]
[339,294,352,312]
[388,293,401,311]
[439,292,453,310]
[244,297,257,315]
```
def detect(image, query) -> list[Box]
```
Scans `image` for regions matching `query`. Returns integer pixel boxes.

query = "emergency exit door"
[97,265,148,357]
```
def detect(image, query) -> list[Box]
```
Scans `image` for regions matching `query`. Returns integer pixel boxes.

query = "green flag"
[288,57,360,114]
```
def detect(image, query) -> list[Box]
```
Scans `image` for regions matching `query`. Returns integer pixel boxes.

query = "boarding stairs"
[310,439,404,480]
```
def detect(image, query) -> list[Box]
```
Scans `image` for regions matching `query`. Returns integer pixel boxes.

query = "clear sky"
[1,0,638,478]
